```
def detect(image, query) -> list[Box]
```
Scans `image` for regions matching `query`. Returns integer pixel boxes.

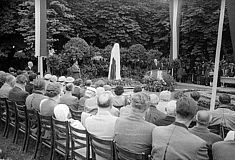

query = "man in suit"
[71,60,81,79]
[145,94,166,125]
[25,61,36,73]
[152,97,209,160]
[155,100,176,126]
[8,74,29,105]
[59,83,80,111]
[212,139,235,160]
[190,110,222,145]
[189,110,222,160]
[115,92,155,155]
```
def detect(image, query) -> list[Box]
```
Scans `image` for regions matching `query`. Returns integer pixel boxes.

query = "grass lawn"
[0,127,63,160]
[0,83,234,160]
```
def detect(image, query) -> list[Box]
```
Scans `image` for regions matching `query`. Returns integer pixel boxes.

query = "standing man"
[71,60,81,79]
[25,61,34,72]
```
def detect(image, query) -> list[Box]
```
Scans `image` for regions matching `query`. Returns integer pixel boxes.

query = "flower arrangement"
[143,70,175,92]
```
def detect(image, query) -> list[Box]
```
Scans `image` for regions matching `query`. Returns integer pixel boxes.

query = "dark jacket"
[189,126,222,146]
[8,86,29,105]
[155,115,175,126]
[145,105,166,126]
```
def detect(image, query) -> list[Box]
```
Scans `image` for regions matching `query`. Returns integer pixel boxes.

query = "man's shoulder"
[213,140,235,150]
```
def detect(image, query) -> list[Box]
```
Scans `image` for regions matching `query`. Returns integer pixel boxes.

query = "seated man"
[85,91,118,140]
[85,87,119,116]
[114,92,155,155]
[152,97,209,160]
[60,83,80,111]
[190,110,222,145]
[145,94,166,125]
[209,94,235,134]
[25,72,37,94]
[0,74,15,98]
[189,110,222,159]
[156,90,171,114]
[8,74,29,105]
[25,78,48,111]
[40,83,61,116]
[155,100,176,126]
[212,138,235,160]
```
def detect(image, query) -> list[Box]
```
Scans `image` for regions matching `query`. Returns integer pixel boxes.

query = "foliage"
[180,0,233,66]
[63,37,90,60]
[16,0,75,56]
[0,0,23,36]
[46,54,62,75]
[68,0,170,54]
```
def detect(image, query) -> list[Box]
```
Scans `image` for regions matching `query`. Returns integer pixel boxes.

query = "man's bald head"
[196,110,212,125]
[97,91,112,108]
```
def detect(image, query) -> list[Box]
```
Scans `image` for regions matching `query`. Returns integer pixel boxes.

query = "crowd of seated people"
[1,69,235,160]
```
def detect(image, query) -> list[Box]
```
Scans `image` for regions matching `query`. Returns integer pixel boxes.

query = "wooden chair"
[69,108,82,121]
[24,109,40,158]
[52,116,70,160]
[15,103,28,151]
[88,132,114,160]
[37,112,54,160]
[5,99,18,142]
[69,123,90,160]
[0,98,7,135]
[113,141,150,160]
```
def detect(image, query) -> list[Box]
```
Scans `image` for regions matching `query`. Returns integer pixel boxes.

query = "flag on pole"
[108,43,121,80]
[169,0,183,60]
[35,0,47,57]
[227,0,235,61]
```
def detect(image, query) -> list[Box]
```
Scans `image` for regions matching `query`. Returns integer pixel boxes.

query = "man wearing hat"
[152,97,209,160]
[44,74,52,89]
[65,77,75,83]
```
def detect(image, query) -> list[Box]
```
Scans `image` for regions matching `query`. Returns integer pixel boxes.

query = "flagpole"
[172,0,179,60]
[210,0,226,111]
[35,0,47,78]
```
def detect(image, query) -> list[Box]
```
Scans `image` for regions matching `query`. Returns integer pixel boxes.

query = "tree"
[62,37,90,61]
[180,0,233,64]
[16,0,75,56]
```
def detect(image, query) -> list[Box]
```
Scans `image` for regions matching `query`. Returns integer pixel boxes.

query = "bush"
[63,37,90,60]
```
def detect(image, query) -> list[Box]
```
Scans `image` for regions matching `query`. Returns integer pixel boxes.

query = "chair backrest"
[113,141,149,160]
[0,98,7,118]
[6,99,16,115]
[70,108,82,121]
[15,103,28,129]
[69,123,89,159]
[6,99,17,123]
[27,109,38,135]
[88,132,114,160]
[52,116,70,153]
[37,112,53,140]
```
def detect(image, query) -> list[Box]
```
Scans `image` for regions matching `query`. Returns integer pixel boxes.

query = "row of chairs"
[0,98,151,160]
